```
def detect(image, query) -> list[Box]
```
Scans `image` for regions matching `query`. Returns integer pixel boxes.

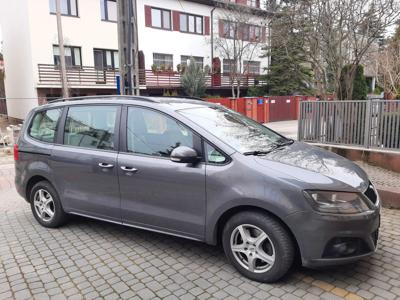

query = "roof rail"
[48,95,159,104]
[157,96,206,102]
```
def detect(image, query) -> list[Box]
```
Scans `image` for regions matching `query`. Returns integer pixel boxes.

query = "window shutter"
[218,19,224,37]
[262,26,266,42]
[173,11,180,31]
[204,16,210,35]
[144,5,152,27]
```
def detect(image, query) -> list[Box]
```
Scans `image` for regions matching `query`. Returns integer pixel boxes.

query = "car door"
[51,104,122,222]
[118,105,206,240]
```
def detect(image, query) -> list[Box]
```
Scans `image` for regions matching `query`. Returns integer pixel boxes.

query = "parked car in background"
[14,96,380,282]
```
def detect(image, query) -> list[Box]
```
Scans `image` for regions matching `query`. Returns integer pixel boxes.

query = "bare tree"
[212,3,267,98]
[273,0,400,99]
[372,35,400,97]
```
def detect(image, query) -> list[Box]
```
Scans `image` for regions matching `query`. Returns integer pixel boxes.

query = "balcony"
[37,64,264,89]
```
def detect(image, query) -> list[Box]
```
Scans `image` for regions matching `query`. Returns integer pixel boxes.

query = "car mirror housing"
[170,146,199,164]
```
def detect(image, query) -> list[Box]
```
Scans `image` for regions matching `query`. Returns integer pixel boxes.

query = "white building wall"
[1,0,269,119]
[0,0,38,119]
[138,0,213,69]
[27,0,119,84]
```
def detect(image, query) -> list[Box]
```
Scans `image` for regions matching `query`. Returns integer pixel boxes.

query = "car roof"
[38,95,215,111]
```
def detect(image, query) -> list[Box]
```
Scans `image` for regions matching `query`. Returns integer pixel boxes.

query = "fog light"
[331,242,357,256]
[322,237,370,258]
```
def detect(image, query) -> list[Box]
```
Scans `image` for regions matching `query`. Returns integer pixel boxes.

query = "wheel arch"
[210,205,301,261]
[25,175,53,201]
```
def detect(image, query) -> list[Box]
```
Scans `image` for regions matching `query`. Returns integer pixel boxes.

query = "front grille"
[364,181,378,205]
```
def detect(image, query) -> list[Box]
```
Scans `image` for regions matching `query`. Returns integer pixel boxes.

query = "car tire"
[30,181,68,228]
[222,211,295,283]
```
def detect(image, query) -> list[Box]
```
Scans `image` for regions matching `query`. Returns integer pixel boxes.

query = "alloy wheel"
[230,224,275,273]
[33,189,55,222]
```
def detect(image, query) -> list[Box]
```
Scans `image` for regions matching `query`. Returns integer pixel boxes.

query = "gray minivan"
[15,96,380,282]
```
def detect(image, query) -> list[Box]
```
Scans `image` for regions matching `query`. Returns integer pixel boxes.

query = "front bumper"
[286,207,380,268]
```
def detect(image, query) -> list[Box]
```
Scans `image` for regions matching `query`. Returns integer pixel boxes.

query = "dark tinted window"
[29,109,62,143]
[127,107,195,157]
[64,105,118,150]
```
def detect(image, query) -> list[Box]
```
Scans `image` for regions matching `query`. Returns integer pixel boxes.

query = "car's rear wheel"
[222,211,295,283]
[30,181,68,228]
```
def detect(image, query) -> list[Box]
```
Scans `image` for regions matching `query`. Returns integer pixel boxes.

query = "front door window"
[127,107,197,157]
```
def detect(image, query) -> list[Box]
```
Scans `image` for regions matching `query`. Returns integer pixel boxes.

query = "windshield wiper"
[275,138,295,147]
[243,150,273,156]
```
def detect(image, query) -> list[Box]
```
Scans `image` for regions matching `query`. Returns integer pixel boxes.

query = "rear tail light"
[13,144,19,161]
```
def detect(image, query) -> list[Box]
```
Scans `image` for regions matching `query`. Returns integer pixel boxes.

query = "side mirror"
[170,146,199,164]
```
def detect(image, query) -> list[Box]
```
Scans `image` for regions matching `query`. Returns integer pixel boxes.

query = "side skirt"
[68,211,204,242]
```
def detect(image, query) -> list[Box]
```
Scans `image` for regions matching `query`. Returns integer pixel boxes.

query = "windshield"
[178,105,289,153]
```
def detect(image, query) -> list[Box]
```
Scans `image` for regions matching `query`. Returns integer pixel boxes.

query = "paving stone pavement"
[1,166,400,300]
[355,161,400,190]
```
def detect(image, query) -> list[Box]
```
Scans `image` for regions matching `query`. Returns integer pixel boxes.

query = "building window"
[49,0,78,16]
[180,13,203,34]
[249,25,262,41]
[94,49,119,70]
[247,0,260,8]
[244,61,260,74]
[222,21,236,39]
[223,59,236,74]
[181,56,203,69]
[153,53,173,69]
[53,45,82,67]
[151,8,171,30]
[221,20,262,41]
[100,0,117,22]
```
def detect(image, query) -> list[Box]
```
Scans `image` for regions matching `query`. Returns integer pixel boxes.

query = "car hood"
[253,142,369,192]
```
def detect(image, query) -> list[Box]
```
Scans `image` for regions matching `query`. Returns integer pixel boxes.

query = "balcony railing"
[37,64,265,89]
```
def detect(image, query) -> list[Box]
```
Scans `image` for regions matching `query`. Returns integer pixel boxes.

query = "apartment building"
[0,0,269,120]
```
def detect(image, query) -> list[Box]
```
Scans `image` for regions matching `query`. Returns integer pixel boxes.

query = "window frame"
[180,56,204,69]
[49,0,79,17]
[28,108,63,144]
[101,0,117,22]
[93,48,119,70]
[243,60,261,74]
[59,104,121,153]
[53,45,82,68]
[152,53,173,69]
[120,105,203,160]
[179,13,203,35]
[203,141,231,166]
[150,7,172,30]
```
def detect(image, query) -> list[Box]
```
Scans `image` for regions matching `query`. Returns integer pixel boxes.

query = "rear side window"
[64,105,118,150]
[29,109,62,143]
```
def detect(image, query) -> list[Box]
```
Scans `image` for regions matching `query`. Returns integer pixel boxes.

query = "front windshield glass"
[178,105,288,153]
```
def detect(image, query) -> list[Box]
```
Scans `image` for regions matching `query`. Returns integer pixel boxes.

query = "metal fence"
[298,100,400,151]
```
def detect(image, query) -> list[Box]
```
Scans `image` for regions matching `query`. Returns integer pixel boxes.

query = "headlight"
[304,190,373,214]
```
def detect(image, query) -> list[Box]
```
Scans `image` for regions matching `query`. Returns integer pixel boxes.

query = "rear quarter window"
[29,109,62,143]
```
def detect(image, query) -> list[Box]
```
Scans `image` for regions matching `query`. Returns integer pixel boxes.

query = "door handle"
[120,166,138,173]
[98,163,114,168]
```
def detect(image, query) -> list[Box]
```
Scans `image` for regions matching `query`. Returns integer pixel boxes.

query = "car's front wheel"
[30,181,68,228]
[222,211,295,283]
